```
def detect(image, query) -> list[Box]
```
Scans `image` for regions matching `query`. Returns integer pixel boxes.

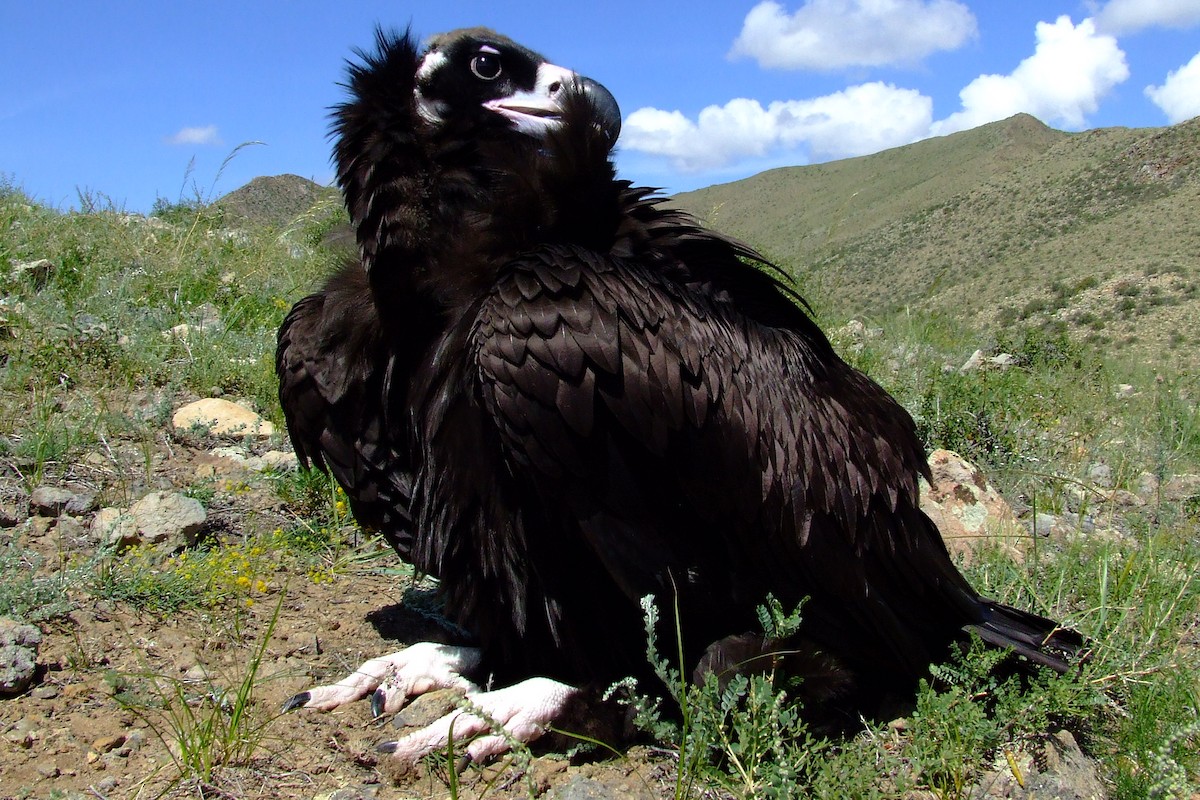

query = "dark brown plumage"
[277,27,1079,730]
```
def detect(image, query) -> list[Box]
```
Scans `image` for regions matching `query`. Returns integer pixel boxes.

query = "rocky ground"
[0,391,1183,799]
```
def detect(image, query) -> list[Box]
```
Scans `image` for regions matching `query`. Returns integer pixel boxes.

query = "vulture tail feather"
[966,602,1084,673]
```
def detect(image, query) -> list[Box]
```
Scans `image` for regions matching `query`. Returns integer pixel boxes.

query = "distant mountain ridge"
[216,174,336,229]
[673,113,1199,366]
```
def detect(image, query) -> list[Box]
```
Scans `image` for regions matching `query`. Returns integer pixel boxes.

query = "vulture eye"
[470,52,502,81]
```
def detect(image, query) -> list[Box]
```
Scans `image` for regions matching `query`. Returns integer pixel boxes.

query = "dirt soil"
[0,429,677,800]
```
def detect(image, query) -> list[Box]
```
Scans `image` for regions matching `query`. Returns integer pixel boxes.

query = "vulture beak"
[486,63,622,146]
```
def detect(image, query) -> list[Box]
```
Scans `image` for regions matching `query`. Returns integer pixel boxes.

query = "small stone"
[124,728,147,753]
[1087,463,1113,488]
[1114,383,1136,398]
[958,349,985,373]
[0,501,20,527]
[91,733,126,754]
[29,485,94,517]
[246,449,300,472]
[4,717,39,748]
[32,683,59,700]
[987,352,1018,369]
[0,618,42,696]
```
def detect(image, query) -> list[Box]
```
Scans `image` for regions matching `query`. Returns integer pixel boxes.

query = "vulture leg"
[378,677,579,764]
[282,642,482,715]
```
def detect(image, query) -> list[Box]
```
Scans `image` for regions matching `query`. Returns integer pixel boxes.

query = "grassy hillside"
[674,114,1200,368]
[1,129,1198,797]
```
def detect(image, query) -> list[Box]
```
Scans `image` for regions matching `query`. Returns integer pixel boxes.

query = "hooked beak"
[485,63,621,147]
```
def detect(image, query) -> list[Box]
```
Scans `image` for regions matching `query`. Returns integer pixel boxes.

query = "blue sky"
[3,1,1199,213]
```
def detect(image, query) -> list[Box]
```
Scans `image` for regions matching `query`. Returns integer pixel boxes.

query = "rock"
[54,515,90,549]
[173,398,275,439]
[988,352,1018,369]
[91,508,139,550]
[3,716,39,747]
[90,733,126,754]
[12,258,55,287]
[0,618,42,696]
[1114,383,1136,399]
[0,500,21,527]
[32,683,59,700]
[246,449,299,472]
[970,729,1106,799]
[1087,463,1113,488]
[919,450,1027,563]
[127,491,207,551]
[29,485,95,517]
[959,350,1018,373]
[1162,474,1200,502]
[1099,489,1144,509]
[313,789,378,800]
[1027,512,1066,538]
[959,349,986,373]
[553,775,652,800]
[1135,471,1159,501]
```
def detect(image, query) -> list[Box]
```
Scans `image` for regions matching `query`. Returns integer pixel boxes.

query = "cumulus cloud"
[730,0,977,70]
[932,16,1128,135]
[1092,0,1200,35]
[623,83,932,171]
[166,125,222,146]
[1145,52,1200,123]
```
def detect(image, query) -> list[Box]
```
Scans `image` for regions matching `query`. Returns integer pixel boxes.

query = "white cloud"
[1145,52,1200,123]
[623,83,932,171]
[1093,0,1200,35]
[730,0,977,70]
[166,125,222,146]
[932,16,1128,135]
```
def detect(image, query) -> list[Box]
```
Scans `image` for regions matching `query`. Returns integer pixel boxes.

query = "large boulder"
[172,398,275,439]
[919,449,1028,563]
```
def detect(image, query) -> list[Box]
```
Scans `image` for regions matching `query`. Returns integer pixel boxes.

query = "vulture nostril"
[548,80,562,95]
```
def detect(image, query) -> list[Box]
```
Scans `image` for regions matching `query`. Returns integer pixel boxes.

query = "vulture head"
[413,28,621,146]
[332,28,623,295]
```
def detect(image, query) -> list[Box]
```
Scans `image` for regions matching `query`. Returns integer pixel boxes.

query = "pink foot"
[380,677,579,764]
[283,642,482,715]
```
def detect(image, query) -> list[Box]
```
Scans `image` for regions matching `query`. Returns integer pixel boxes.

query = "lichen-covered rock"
[919,449,1027,563]
[0,618,42,696]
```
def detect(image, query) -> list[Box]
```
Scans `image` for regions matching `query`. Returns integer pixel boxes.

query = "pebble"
[32,683,59,700]
[91,733,126,754]
[4,717,39,748]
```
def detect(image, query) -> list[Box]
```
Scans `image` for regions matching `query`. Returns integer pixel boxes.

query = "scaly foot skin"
[282,642,483,714]
[379,677,579,764]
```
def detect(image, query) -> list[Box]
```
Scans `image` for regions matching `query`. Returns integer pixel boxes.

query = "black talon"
[371,687,387,718]
[377,740,398,754]
[282,691,311,713]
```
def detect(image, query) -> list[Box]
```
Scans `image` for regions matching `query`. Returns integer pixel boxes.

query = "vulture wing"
[463,242,1065,688]
[276,263,415,556]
